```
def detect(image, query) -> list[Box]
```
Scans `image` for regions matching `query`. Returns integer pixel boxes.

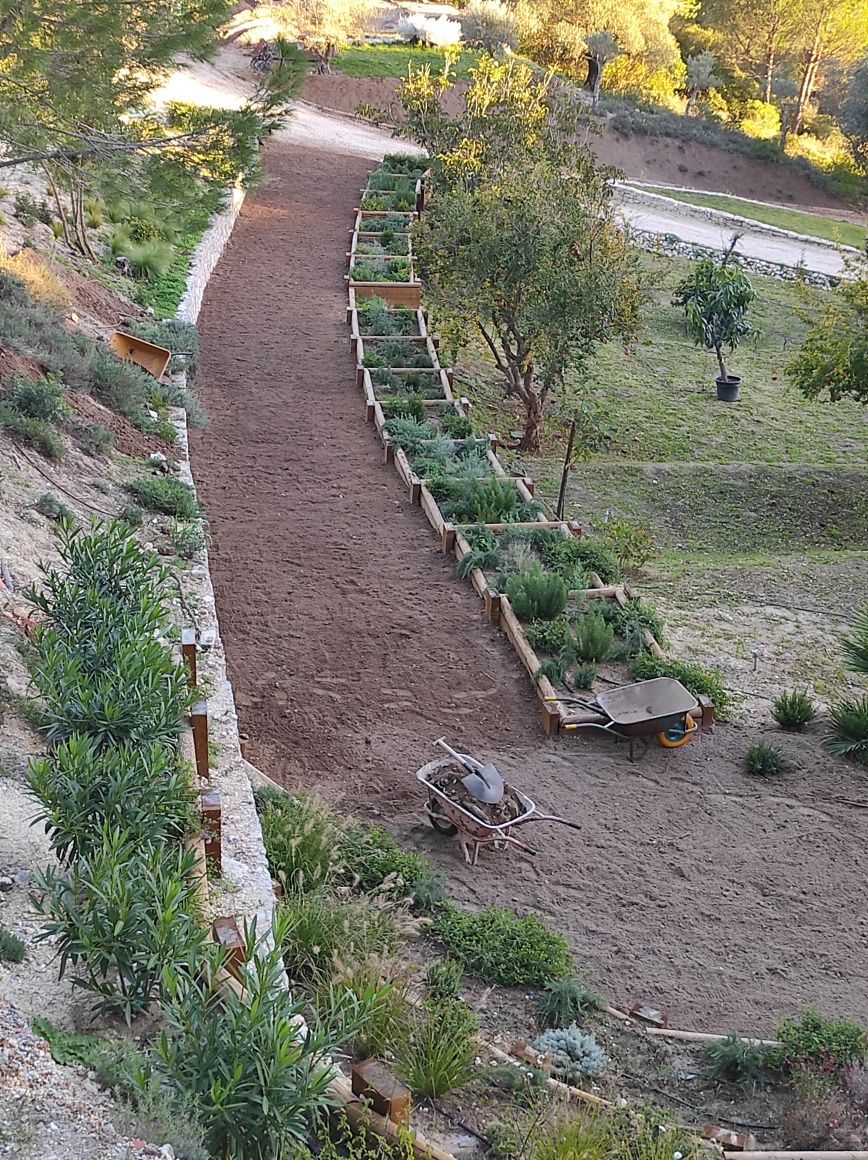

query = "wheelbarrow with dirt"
[546,676,700,761]
[416,738,581,866]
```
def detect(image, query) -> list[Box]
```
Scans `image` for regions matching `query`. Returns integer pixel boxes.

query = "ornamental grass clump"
[396,997,478,1098]
[772,690,816,731]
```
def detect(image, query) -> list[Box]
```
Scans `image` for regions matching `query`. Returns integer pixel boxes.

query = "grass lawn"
[632,184,867,250]
[333,44,479,80]
[454,250,868,702]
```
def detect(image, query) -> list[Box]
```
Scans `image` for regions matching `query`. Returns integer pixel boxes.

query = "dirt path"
[192,133,868,1035]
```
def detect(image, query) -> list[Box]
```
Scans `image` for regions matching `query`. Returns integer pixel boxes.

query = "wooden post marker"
[192,700,209,782]
[181,628,197,687]
[200,785,222,865]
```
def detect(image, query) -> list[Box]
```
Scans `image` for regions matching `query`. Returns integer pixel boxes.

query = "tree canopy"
[404,61,643,451]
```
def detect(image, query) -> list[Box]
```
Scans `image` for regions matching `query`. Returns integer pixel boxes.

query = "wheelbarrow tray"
[592,678,698,736]
[416,757,535,840]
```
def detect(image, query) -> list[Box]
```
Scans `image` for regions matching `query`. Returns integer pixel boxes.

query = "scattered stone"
[0,876,13,892]
[13,869,30,886]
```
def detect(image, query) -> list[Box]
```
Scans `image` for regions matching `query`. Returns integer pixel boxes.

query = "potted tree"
[673,247,757,402]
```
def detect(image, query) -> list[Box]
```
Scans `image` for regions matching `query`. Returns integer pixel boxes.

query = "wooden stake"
[556,415,577,521]
[181,628,197,687]
[191,700,209,782]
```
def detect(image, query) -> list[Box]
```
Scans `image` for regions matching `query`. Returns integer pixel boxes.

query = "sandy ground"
[190,118,868,1035]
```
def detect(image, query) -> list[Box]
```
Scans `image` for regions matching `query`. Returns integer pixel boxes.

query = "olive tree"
[413,154,643,451]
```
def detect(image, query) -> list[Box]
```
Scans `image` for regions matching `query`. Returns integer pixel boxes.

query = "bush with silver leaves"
[530,1024,608,1082]
[460,0,518,53]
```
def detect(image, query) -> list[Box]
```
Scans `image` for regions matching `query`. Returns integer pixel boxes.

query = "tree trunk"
[763,48,775,104]
[793,31,823,135]
[685,87,698,117]
[520,389,545,452]
[715,346,728,381]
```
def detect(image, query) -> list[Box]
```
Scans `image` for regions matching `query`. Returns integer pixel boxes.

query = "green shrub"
[127,476,200,519]
[31,630,190,746]
[89,347,155,425]
[357,296,415,336]
[610,599,666,648]
[744,740,790,776]
[571,612,614,662]
[28,735,196,864]
[34,492,73,522]
[631,653,732,718]
[0,924,25,963]
[382,152,427,174]
[396,998,478,1098]
[530,1025,607,1082]
[71,418,114,457]
[426,957,464,1001]
[119,504,144,527]
[431,904,573,986]
[279,888,412,984]
[525,618,573,656]
[0,406,65,458]
[506,568,568,622]
[772,690,816,731]
[255,787,344,893]
[541,536,619,584]
[2,374,66,421]
[444,478,525,524]
[338,823,446,913]
[156,918,377,1160]
[384,393,426,422]
[537,977,603,1029]
[352,256,412,282]
[774,1007,868,1073]
[440,409,473,438]
[169,518,206,560]
[532,534,592,589]
[35,830,205,1022]
[384,416,436,455]
[826,695,868,765]
[572,662,598,689]
[701,1033,770,1088]
[603,521,654,573]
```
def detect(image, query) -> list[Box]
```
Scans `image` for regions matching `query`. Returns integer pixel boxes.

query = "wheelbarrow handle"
[532,814,582,831]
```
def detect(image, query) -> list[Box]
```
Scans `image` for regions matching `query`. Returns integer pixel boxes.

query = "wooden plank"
[498,596,544,682]
[348,280,422,309]
[394,447,413,488]
[453,519,572,533]
[419,483,446,535]
[441,524,456,554]
[409,473,422,505]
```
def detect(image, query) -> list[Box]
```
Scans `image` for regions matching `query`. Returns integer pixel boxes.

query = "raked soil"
[191,134,868,1035]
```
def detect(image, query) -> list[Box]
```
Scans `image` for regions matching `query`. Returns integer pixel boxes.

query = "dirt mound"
[302,74,851,213]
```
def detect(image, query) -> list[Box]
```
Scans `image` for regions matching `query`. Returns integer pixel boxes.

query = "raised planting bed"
[347,249,421,308]
[356,211,417,234]
[367,366,450,397]
[359,184,419,213]
[357,334,436,370]
[349,294,427,340]
[352,232,411,257]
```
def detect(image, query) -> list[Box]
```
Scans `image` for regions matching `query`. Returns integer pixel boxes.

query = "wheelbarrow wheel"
[427,798,458,836]
[657,713,696,748]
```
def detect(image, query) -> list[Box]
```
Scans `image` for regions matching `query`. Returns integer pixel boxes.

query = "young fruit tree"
[413,152,643,451]
[787,273,868,404]
[673,251,757,391]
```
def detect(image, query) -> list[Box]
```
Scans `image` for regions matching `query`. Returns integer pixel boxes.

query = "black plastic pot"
[716,375,742,402]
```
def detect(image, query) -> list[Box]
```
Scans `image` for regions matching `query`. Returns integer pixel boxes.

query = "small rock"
[159,1146,176,1159]
[0,877,13,893]
[14,869,29,887]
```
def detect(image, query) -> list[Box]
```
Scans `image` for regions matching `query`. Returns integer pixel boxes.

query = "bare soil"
[302,74,851,213]
[191,134,868,1035]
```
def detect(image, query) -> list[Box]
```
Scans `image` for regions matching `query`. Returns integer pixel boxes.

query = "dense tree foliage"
[787,275,868,405]
[0,0,302,257]
[404,62,643,451]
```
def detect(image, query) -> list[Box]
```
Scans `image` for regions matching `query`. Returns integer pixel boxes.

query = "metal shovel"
[433,737,505,804]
